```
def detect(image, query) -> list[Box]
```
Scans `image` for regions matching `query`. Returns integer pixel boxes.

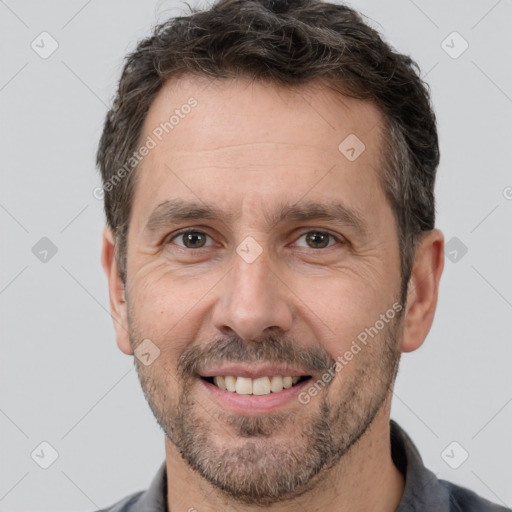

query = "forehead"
[142,75,384,152]
[130,75,388,231]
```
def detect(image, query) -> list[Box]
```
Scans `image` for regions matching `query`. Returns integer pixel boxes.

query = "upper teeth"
[213,376,301,395]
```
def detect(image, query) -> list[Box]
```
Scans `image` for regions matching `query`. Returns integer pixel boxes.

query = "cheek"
[292,273,392,340]
[130,268,195,324]
[289,278,399,385]
[128,269,213,363]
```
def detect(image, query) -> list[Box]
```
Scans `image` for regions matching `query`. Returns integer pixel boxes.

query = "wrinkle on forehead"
[141,141,338,173]
[168,141,325,154]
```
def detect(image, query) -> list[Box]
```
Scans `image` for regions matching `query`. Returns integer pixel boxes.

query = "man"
[96,0,509,510]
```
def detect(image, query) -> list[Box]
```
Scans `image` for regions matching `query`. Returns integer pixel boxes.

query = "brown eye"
[295,231,338,249]
[170,230,212,249]
[306,232,330,248]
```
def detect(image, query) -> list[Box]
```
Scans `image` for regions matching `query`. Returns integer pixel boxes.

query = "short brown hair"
[96,0,439,303]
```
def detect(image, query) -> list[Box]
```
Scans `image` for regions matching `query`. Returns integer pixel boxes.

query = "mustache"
[177,333,336,381]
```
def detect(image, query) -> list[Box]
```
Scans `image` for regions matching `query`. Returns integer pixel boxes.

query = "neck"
[164,399,405,512]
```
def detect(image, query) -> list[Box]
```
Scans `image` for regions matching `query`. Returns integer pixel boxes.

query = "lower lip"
[199,378,311,414]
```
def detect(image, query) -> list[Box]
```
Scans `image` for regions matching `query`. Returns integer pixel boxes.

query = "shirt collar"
[138,459,167,512]
[391,419,452,511]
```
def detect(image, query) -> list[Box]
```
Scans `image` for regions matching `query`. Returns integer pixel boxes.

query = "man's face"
[121,77,404,504]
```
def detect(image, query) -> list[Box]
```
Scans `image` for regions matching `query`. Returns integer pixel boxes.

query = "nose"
[212,247,294,342]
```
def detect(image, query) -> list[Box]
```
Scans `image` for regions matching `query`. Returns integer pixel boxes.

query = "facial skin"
[102,76,444,512]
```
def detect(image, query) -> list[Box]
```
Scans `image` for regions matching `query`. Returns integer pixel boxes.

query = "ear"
[400,229,444,353]
[101,227,133,355]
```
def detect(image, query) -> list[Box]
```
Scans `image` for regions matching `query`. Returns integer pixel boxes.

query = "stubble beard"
[130,315,402,506]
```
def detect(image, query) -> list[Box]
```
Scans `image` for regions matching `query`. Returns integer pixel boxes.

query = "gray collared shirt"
[95,420,510,511]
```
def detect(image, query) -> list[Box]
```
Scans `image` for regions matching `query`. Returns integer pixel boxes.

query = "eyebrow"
[144,198,369,236]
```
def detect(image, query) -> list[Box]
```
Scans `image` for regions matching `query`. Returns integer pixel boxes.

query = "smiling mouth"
[201,375,312,395]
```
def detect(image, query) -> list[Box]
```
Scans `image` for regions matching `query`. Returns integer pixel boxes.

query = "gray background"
[1,0,511,510]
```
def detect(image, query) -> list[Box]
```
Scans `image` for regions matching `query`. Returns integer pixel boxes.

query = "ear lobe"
[101,227,133,355]
[400,229,445,353]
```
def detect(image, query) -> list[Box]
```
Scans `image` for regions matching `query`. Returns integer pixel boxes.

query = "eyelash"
[166,228,345,252]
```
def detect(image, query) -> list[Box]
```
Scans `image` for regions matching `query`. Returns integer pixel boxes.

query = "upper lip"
[198,364,312,379]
